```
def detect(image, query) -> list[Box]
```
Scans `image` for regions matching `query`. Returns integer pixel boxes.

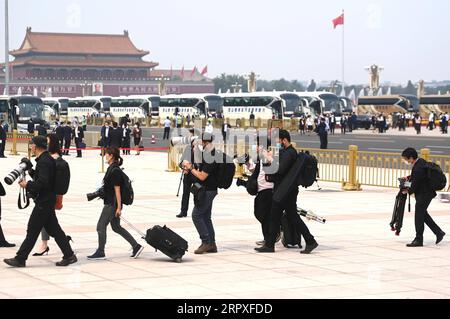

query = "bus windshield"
[205,96,223,115]
[0,100,8,113]
[281,94,301,113]
[223,97,275,107]
[401,95,420,111]
[320,94,340,113]
[101,98,111,112]
[69,100,101,111]
[19,101,44,119]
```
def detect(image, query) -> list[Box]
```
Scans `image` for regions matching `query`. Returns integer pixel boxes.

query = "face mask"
[276,143,282,150]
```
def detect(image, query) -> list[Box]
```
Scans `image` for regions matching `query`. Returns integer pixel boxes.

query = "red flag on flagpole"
[332,13,344,29]
[201,65,208,76]
[190,66,197,77]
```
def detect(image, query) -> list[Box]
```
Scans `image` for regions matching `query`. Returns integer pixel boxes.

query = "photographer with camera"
[401,148,446,247]
[256,130,319,254]
[3,136,77,268]
[181,133,219,255]
[87,147,143,260]
[176,129,198,218]
[241,145,277,246]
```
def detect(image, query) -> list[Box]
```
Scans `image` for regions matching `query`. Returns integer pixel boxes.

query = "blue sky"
[1,0,449,84]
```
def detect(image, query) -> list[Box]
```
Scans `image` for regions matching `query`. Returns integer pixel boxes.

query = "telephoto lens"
[86,187,105,202]
[4,158,33,186]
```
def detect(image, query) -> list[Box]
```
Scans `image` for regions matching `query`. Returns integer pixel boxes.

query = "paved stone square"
[0,150,449,299]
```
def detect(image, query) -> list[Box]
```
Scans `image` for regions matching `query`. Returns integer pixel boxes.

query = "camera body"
[235,153,251,166]
[398,177,412,190]
[236,177,248,188]
[4,158,33,186]
[190,182,204,196]
[86,187,105,202]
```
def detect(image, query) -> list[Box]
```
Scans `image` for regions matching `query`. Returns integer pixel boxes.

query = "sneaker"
[87,250,106,260]
[131,244,144,259]
[3,258,26,268]
[56,255,78,267]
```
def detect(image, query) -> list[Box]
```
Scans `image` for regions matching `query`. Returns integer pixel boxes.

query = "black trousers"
[59,138,64,150]
[16,204,74,262]
[122,138,131,155]
[319,134,328,149]
[74,138,83,157]
[330,124,335,134]
[180,174,193,215]
[163,127,170,140]
[265,188,315,248]
[254,189,273,240]
[64,138,71,155]
[414,195,443,241]
[0,139,5,157]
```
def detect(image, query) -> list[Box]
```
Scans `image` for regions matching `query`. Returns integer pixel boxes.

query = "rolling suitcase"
[123,218,188,263]
[281,213,302,249]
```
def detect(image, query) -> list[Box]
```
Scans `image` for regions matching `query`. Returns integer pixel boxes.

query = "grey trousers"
[96,205,138,253]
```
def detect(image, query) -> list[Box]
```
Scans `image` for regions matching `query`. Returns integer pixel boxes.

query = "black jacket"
[0,125,6,141]
[109,127,123,148]
[409,158,437,199]
[55,125,64,140]
[266,145,298,192]
[101,126,112,147]
[27,151,56,207]
[72,127,84,140]
[37,125,47,137]
[63,126,72,140]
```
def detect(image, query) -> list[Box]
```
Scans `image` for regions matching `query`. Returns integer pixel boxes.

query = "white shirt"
[123,127,127,137]
[254,162,274,192]
[105,127,110,138]
[306,118,314,126]
[164,119,171,128]
[75,127,79,138]
[429,114,435,122]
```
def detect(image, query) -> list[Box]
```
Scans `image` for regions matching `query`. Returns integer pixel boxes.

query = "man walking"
[73,122,84,158]
[401,148,446,247]
[4,136,77,267]
[163,117,172,140]
[63,122,72,156]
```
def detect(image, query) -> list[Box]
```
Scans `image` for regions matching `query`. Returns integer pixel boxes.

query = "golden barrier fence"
[169,143,450,191]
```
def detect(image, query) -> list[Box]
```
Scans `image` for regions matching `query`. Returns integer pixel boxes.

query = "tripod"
[176,172,184,197]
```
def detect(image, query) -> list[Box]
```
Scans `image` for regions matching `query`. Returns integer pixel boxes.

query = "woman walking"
[87,148,143,260]
[133,123,143,156]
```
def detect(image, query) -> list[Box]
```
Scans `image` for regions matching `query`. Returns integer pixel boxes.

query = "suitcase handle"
[121,217,146,239]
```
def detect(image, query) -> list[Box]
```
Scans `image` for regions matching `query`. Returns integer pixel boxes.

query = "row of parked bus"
[1,93,449,132]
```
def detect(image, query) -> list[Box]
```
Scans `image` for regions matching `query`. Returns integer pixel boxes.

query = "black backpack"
[215,150,236,190]
[297,151,319,188]
[55,157,71,195]
[114,168,134,206]
[425,162,447,191]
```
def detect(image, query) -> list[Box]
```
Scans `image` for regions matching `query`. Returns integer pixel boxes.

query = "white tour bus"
[67,97,106,118]
[110,96,150,119]
[220,92,286,120]
[159,94,222,120]
[126,95,161,117]
[43,98,69,118]
[295,92,342,115]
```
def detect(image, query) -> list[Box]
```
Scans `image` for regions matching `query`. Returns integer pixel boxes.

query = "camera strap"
[18,186,30,210]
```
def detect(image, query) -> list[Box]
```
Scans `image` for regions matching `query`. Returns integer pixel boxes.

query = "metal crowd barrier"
[169,143,450,191]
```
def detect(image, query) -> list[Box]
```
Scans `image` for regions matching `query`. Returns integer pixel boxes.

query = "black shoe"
[32,247,49,257]
[301,242,319,254]
[0,242,16,248]
[254,245,275,253]
[4,258,25,268]
[406,239,424,247]
[87,250,106,260]
[56,255,78,267]
[176,213,187,218]
[131,244,144,259]
[436,232,446,245]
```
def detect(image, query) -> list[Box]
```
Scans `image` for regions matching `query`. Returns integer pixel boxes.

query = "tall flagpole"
[342,9,345,87]
[5,0,10,95]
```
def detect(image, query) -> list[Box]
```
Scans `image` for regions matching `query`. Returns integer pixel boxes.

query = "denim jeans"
[192,190,217,245]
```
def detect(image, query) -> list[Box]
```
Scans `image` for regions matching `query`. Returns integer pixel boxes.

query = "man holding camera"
[256,130,319,254]
[4,136,77,267]
[401,148,446,247]
[181,133,219,255]
[177,129,197,218]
